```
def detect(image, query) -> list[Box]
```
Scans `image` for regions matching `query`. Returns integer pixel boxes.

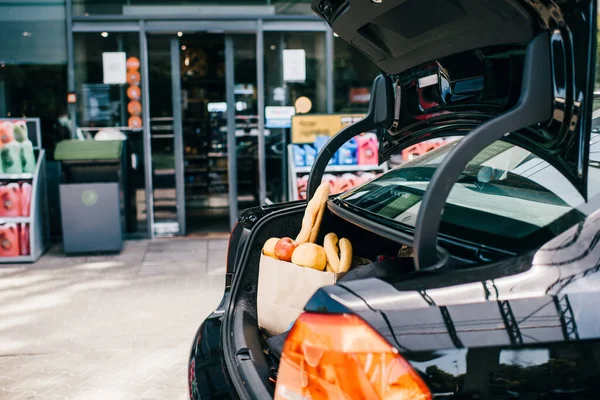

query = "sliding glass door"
[145,31,260,236]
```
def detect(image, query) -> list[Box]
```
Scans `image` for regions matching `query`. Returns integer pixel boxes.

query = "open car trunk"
[219,0,597,395]
[222,201,532,397]
[223,203,410,397]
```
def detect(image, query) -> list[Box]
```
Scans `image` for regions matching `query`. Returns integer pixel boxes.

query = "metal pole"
[170,37,186,236]
[139,20,155,238]
[279,33,287,201]
[117,34,127,128]
[65,0,77,137]
[257,20,267,205]
[225,36,238,230]
[326,27,334,114]
[279,34,285,106]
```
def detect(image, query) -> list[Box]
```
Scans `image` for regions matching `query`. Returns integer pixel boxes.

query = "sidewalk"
[0,239,226,400]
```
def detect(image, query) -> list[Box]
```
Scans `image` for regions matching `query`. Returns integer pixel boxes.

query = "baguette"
[295,182,330,244]
[323,233,353,273]
[323,233,340,272]
[338,238,353,273]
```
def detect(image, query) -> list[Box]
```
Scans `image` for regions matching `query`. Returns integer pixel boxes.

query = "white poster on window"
[102,52,127,84]
[283,49,306,83]
[265,106,296,128]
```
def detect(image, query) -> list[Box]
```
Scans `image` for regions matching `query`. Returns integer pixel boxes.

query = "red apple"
[274,237,297,262]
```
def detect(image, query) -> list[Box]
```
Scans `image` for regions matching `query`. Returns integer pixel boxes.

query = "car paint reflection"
[307,204,600,398]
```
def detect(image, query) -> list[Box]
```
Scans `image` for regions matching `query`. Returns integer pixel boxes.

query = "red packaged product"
[0,183,22,217]
[297,176,308,200]
[19,223,29,256]
[356,172,376,185]
[0,121,14,144]
[21,182,32,217]
[332,176,347,194]
[356,133,379,165]
[322,174,339,194]
[0,223,20,257]
[338,173,358,192]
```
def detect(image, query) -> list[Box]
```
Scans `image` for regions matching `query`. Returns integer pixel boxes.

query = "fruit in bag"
[274,237,297,262]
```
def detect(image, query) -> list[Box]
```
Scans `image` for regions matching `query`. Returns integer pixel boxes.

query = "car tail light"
[275,313,431,400]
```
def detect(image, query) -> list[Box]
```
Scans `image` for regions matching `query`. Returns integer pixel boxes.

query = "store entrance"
[147,32,259,237]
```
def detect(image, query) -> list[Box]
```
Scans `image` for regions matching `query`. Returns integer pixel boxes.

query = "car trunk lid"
[312,0,597,198]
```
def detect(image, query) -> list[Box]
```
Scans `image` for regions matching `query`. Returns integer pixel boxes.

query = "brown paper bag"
[257,254,343,335]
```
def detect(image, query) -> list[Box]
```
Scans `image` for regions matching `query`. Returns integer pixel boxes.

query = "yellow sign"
[291,114,364,144]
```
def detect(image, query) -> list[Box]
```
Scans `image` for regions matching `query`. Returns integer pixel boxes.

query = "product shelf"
[287,144,388,201]
[0,255,38,263]
[0,150,49,263]
[294,164,385,174]
[0,173,34,180]
[0,217,31,224]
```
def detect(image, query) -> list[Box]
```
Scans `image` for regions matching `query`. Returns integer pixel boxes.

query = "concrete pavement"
[0,239,227,400]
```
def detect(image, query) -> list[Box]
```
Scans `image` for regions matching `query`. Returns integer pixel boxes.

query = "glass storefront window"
[72,0,313,16]
[232,35,260,219]
[333,37,380,113]
[74,33,142,132]
[147,35,179,236]
[74,32,148,236]
[0,1,68,154]
[0,1,69,238]
[264,32,327,115]
[264,31,326,202]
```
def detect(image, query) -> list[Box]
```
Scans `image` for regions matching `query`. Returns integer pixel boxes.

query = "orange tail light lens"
[275,312,432,400]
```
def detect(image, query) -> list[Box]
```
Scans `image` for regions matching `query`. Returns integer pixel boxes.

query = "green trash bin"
[55,140,124,254]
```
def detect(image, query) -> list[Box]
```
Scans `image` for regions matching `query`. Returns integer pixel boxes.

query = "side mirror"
[306,74,395,200]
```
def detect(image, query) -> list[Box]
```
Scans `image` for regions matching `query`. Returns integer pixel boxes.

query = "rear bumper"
[189,293,236,400]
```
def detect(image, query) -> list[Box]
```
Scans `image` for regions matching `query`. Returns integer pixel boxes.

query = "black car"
[189,0,600,398]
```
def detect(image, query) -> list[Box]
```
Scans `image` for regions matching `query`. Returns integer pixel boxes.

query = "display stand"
[287,145,387,201]
[0,118,42,148]
[0,150,49,262]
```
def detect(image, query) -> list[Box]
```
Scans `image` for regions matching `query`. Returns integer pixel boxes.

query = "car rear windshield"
[338,139,586,249]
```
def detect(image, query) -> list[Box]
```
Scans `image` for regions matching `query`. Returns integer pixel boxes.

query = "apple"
[274,237,297,262]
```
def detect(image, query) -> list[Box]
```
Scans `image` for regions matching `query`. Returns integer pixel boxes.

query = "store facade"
[0,1,379,238]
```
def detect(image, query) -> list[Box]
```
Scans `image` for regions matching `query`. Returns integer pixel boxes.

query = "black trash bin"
[55,140,124,254]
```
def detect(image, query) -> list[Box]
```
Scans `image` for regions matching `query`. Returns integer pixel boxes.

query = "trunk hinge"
[389,80,402,133]
[235,347,254,365]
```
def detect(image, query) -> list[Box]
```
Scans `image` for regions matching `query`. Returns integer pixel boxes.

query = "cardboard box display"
[257,253,344,335]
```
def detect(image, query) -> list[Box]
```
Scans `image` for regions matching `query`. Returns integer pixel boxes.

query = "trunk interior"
[225,202,523,396]
[226,203,433,395]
